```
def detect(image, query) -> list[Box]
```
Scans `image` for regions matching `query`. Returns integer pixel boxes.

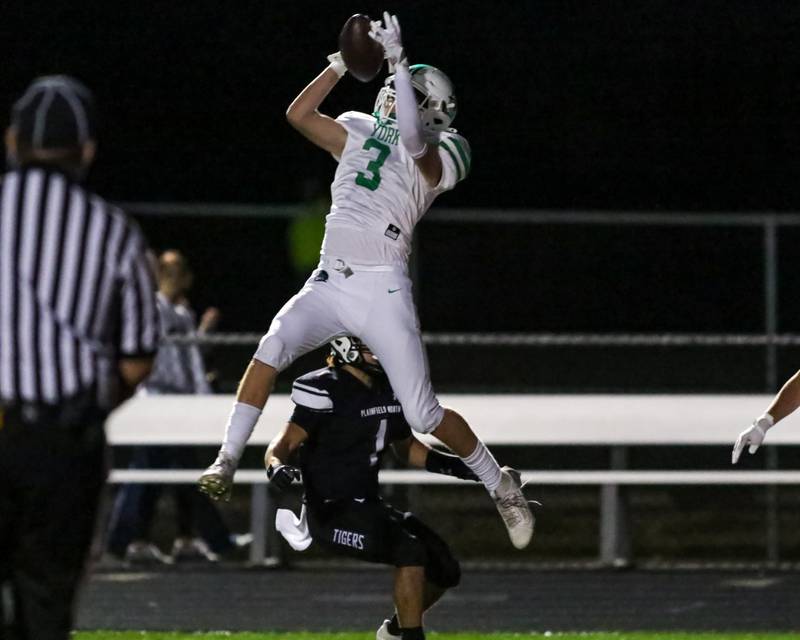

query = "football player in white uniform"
[199,12,534,549]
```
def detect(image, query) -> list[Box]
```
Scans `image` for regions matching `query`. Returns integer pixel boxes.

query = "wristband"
[756,413,775,431]
[326,52,347,78]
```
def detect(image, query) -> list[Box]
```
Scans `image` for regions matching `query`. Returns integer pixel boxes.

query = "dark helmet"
[329,336,383,375]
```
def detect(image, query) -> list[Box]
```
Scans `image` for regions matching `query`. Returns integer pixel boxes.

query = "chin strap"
[393,62,427,159]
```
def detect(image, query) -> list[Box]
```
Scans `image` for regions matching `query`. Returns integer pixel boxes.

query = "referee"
[0,76,158,640]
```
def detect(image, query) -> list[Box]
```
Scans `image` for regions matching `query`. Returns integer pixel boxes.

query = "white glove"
[732,413,774,464]
[369,11,406,68]
[326,51,347,78]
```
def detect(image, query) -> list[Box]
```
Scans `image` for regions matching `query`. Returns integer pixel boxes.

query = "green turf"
[71,633,800,640]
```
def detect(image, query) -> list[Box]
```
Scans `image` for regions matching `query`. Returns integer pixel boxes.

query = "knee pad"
[398,511,460,587]
[254,333,287,371]
[392,533,428,568]
[425,548,461,589]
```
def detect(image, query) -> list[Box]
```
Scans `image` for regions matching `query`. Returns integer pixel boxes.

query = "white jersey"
[321,111,471,266]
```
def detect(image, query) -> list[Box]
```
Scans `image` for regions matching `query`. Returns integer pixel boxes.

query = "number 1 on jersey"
[355,138,391,191]
[370,419,388,467]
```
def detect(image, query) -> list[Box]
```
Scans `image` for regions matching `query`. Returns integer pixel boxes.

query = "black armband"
[425,448,478,481]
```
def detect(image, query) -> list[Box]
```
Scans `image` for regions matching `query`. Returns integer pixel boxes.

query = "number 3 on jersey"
[355,138,391,191]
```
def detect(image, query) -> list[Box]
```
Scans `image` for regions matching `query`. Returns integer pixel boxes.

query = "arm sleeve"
[393,63,427,159]
[118,225,159,358]
[434,132,472,193]
[425,448,478,481]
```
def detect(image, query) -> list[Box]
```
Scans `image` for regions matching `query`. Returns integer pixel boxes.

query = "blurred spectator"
[106,250,248,564]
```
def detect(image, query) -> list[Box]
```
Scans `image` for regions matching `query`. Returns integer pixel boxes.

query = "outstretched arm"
[732,370,800,463]
[765,370,800,423]
[370,13,442,186]
[286,53,348,157]
[394,63,443,186]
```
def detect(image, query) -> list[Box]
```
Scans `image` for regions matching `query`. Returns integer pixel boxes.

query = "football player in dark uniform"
[265,337,487,640]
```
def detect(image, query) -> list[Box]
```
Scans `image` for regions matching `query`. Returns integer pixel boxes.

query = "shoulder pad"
[335,110,376,132]
[291,367,335,411]
[438,131,471,181]
[336,110,376,123]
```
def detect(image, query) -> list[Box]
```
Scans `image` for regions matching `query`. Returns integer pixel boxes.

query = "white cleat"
[492,466,535,549]
[376,619,400,640]
[198,452,237,501]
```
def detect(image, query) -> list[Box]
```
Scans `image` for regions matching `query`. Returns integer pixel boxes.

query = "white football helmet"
[330,336,383,374]
[374,64,457,131]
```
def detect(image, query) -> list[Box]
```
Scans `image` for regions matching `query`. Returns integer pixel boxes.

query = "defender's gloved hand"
[327,51,347,78]
[732,414,774,464]
[369,12,406,68]
[267,463,301,490]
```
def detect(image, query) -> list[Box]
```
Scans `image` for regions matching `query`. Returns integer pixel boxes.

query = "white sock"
[463,441,503,492]
[220,402,262,462]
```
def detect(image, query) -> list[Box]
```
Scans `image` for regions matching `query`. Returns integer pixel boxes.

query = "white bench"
[107,394,800,564]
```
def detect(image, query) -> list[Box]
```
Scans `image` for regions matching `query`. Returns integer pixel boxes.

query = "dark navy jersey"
[289,366,411,502]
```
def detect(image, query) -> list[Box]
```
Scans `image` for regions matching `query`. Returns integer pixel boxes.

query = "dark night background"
[4,1,800,391]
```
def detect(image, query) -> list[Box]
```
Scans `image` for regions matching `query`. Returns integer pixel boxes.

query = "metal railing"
[123,203,796,392]
[122,203,800,564]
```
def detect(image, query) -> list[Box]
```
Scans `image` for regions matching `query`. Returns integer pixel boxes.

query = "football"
[339,14,384,83]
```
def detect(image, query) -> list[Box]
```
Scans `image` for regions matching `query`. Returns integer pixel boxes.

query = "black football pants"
[307,498,461,589]
[0,408,106,640]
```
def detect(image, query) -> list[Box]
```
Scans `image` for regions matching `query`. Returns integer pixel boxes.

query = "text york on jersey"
[371,121,400,146]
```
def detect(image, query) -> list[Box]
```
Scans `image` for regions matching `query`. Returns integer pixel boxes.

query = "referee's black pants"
[0,405,106,640]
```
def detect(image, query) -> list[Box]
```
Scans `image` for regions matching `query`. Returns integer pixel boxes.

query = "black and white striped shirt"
[0,165,159,407]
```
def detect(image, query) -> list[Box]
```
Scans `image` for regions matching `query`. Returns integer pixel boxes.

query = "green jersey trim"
[449,137,471,176]
[439,140,464,182]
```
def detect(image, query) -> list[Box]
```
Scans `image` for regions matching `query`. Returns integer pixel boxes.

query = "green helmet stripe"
[439,141,464,181]
[449,137,471,176]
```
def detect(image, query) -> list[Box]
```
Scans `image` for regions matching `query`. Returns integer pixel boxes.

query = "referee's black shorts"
[0,401,106,640]
[307,497,461,589]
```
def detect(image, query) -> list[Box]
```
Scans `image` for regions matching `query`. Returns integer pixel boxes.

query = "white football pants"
[254,256,444,433]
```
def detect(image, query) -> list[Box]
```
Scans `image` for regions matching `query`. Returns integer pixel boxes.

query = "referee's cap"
[11,75,96,150]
